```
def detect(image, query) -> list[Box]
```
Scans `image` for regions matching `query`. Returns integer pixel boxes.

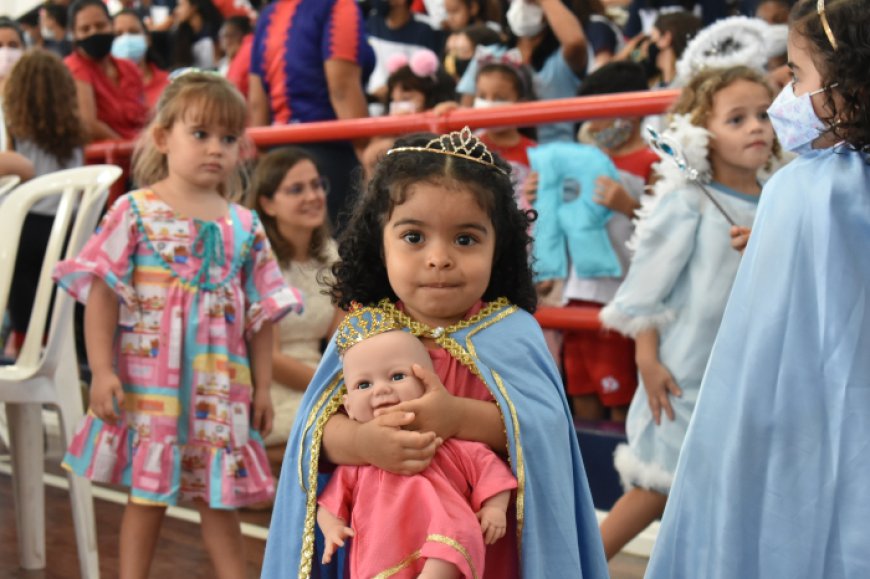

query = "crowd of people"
[1,0,868,577]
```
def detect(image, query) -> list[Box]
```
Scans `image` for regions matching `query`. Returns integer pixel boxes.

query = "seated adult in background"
[0,16,25,151]
[65,0,147,141]
[249,0,374,230]
[40,4,73,57]
[218,15,252,98]
[113,9,169,110]
[246,147,342,453]
[170,0,223,69]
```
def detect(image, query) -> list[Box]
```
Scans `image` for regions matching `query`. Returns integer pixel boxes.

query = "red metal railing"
[83,88,680,332]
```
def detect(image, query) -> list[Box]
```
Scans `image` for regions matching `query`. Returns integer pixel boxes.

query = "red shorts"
[562,300,638,407]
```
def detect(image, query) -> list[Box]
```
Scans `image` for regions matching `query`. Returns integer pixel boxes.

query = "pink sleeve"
[53,194,139,307]
[317,465,359,522]
[241,211,303,337]
[450,440,517,512]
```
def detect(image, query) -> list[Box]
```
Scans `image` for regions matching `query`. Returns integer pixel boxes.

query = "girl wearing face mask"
[0,17,26,152]
[646,1,870,576]
[457,0,588,143]
[65,0,147,142]
[474,61,537,209]
[113,9,169,110]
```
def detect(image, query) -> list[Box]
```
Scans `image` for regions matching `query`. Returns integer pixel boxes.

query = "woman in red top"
[65,0,147,141]
[112,9,169,111]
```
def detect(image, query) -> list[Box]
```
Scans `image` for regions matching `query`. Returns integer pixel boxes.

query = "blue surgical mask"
[767,81,837,154]
[111,33,148,62]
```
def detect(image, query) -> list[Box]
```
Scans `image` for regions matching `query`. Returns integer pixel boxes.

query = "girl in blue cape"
[598,65,779,559]
[261,128,608,578]
[646,1,870,577]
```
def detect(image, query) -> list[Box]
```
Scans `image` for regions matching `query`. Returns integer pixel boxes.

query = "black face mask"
[76,32,114,60]
[454,57,471,79]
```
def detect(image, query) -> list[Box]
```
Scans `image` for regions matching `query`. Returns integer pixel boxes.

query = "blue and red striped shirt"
[250,0,374,124]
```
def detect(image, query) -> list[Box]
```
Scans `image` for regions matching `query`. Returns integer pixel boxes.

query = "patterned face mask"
[589,119,634,150]
[767,81,837,154]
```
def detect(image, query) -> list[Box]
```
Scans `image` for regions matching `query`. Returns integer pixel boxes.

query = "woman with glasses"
[247,147,343,455]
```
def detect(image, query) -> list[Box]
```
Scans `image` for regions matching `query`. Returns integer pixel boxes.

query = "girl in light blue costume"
[598,66,780,559]
[262,128,608,578]
[646,1,870,577]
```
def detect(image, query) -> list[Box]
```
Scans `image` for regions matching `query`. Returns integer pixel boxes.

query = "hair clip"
[386,49,440,78]
[335,303,401,355]
[645,125,737,225]
[386,127,508,175]
[476,47,524,68]
[168,67,223,82]
[817,0,838,51]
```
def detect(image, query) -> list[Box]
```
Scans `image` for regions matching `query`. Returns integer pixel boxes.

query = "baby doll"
[316,305,517,579]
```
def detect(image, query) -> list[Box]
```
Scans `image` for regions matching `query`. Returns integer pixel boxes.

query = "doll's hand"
[476,505,507,545]
[594,176,639,217]
[252,386,274,438]
[388,364,461,440]
[89,371,124,425]
[521,171,539,205]
[318,509,355,565]
[638,358,681,425]
[730,226,751,254]
[357,411,442,475]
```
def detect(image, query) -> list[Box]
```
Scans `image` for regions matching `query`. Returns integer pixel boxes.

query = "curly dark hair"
[2,49,86,164]
[330,132,538,313]
[790,0,870,156]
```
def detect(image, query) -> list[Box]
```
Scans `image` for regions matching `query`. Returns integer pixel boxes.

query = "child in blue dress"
[647,1,870,576]
[597,65,780,559]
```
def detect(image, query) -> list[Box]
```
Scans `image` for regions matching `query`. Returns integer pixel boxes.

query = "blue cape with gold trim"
[261,300,607,578]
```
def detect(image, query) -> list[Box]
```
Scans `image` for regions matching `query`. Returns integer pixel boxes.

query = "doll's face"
[342,331,431,423]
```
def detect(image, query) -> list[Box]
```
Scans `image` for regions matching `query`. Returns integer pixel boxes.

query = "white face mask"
[0,46,24,79]
[506,0,546,38]
[389,100,419,115]
[473,97,512,109]
[767,81,837,154]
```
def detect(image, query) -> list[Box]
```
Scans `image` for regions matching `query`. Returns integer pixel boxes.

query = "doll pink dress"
[56,190,302,508]
[317,438,517,578]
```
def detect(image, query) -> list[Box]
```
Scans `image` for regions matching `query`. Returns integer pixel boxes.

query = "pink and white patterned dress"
[56,190,302,508]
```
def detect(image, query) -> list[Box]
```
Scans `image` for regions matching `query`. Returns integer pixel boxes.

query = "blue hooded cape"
[646,146,870,578]
[261,299,608,578]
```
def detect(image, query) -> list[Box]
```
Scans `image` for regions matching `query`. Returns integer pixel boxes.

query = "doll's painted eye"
[391,372,406,382]
[357,381,372,390]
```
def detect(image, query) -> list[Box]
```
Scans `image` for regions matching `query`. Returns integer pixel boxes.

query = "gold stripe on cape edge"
[297,389,344,579]
[297,373,344,492]
[372,535,479,579]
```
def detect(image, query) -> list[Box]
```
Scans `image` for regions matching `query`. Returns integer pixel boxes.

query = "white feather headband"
[674,16,772,87]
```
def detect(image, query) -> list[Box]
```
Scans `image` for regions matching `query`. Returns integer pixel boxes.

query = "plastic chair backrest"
[0,165,122,374]
[0,175,20,200]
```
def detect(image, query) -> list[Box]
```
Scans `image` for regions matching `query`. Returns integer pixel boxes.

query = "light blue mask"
[111,33,148,62]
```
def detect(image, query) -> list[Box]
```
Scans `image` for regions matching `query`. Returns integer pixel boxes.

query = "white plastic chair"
[0,174,20,200]
[0,165,122,578]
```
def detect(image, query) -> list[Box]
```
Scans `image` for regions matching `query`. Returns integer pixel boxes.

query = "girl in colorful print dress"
[55,70,302,578]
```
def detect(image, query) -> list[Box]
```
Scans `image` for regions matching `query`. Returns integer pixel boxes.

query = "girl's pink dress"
[56,190,302,508]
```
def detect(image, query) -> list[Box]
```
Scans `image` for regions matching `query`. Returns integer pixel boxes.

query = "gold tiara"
[386,126,508,175]
[817,0,839,51]
[335,303,401,355]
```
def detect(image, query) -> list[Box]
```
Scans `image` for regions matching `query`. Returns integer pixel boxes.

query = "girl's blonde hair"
[132,71,248,198]
[670,65,781,159]
[2,49,86,164]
